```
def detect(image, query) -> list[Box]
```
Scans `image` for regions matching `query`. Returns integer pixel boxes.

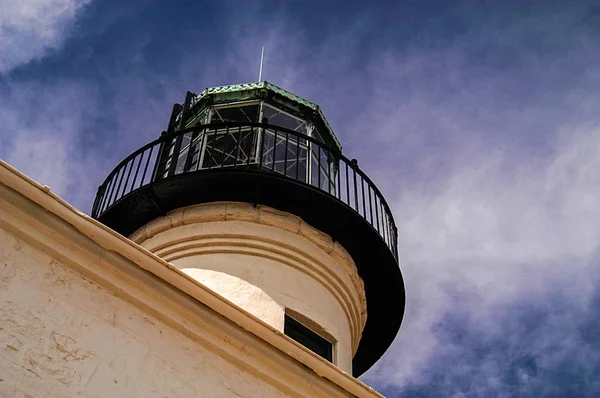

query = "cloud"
[0,0,91,74]
[352,12,600,394]
[2,3,600,395]
[0,80,107,210]
[367,123,600,393]
[380,283,600,397]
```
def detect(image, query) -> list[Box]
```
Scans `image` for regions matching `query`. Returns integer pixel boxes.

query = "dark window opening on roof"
[284,314,333,362]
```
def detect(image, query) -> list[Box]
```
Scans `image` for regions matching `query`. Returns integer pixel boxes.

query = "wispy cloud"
[369,123,600,395]
[351,9,600,396]
[0,0,91,74]
[0,79,107,208]
[1,3,599,396]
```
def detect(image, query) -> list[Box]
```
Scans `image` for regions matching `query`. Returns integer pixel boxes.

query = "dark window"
[262,104,307,133]
[201,129,257,168]
[284,315,333,362]
[212,104,260,123]
[261,129,308,181]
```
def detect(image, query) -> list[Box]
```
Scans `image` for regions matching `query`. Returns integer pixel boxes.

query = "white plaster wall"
[176,249,353,369]
[185,268,286,330]
[134,203,367,374]
[0,229,293,398]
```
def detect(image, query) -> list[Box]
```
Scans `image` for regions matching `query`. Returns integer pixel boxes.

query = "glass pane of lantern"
[262,104,307,134]
[202,128,256,168]
[310,144,336,192]
[187,132,205,171]
[186,109,209,127]
[211,104,260,123]
[261,128,308,183]
[175,132,192,174]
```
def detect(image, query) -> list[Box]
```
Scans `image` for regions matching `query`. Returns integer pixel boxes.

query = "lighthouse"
[92,81,405,377]
[0,81,404,397]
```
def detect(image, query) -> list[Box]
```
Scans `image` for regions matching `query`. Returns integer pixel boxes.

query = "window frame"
[284,311,336,364]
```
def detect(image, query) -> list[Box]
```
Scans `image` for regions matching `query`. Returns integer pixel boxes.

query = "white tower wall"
[131,202,367,374]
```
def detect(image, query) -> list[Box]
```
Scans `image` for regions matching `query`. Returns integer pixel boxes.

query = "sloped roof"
[195,81,318,109]
[183,81,341,151]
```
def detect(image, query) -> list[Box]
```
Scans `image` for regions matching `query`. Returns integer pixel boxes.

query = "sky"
[1,1,600,396]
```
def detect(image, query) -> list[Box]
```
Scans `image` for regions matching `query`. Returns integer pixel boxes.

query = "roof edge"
[0,160,383,397]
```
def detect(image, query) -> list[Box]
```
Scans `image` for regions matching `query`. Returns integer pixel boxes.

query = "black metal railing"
[92,122,398,260]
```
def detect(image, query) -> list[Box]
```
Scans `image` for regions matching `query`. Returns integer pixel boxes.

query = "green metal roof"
[184,81,341,151]
[194,81,317,109]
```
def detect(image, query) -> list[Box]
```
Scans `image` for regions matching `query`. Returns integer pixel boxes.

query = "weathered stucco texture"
[0,229,292,398]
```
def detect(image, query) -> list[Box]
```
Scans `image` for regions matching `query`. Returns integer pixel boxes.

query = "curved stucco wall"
[130,202,367,373]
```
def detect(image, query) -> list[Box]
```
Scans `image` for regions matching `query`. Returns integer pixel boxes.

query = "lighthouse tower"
[92,81,405,379]
[0,81,404,397]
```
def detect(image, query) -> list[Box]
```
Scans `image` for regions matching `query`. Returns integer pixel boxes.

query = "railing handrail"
[92,122,398,257]
[101,138,163,189]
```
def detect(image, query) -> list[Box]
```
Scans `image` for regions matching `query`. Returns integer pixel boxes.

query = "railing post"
[272,129,278,172]
[295,136,300,180]
[183,126,200,172]
[256,127,261,169]
[168,133,184,177]
[351,159,359,211]
[345,162,350,204]
[318,146,322,189]
[368,186,374,225]
[361,175,366,217]
[113,166,126,205]
[374,189,381,233]
[220,125,230,168]
[394,226,399,260]
[168,91,194,176]
[132,151,143,190]
[92,185,103,217]
[284,132,289,176]
[151,132,168,182]
[233,125,242,167]
[99,177,114,214]
[336,157,341,200]
[141,144,155,187]
[121,160,134,197]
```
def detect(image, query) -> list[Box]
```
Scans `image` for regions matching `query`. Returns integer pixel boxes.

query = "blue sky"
[2,1,600,396]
